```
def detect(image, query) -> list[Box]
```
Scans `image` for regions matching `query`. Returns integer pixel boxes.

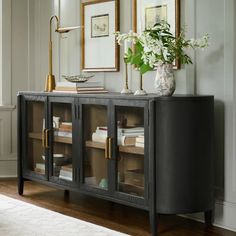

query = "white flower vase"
[155,64,175,96]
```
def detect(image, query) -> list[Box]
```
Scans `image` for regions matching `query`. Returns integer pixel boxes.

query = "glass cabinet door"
[25,98,47,179]
[81,102,109,191]
[49,98,76,185]
[115,104,147,200]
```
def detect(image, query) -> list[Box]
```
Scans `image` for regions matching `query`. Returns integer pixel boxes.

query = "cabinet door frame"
[111,99,150,207]
[21,95,48,181]
[48,96,78,188]
[78,97,112,197]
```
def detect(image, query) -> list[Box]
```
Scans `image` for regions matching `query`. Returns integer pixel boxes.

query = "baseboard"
[183,200,236,232]
[0,154,17,177]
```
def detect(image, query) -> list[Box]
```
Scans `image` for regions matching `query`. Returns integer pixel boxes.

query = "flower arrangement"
[115,21,209,74]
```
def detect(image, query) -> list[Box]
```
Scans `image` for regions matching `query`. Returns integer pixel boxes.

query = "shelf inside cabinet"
[28,132,72,144]
[86,141,144,155]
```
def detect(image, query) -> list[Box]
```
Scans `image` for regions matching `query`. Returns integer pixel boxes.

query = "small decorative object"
[134,73,147,96]
[45,15,82,92]
[115,21,209,96]
[121,61,132,94]
[99,178,108,189]
[62,74,95,83]
[81,0,119,72]
[121,41,132,94]
[155,63,175,96]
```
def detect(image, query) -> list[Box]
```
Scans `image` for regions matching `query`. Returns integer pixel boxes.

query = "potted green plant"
[115,21,209,96]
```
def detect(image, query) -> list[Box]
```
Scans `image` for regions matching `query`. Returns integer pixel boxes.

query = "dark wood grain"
[0,179,235,236]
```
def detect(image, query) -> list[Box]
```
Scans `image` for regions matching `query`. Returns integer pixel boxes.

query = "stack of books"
[92,126,144,146]
[59,164,73,181]
[34,163,45,175]
[54,122,72,138]
[135,135,144,148]
[53,155,72,177]
[53,81,108,94]
[41,154,72,177]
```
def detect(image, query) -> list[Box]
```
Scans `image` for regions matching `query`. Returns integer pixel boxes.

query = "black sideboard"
[17,92,214,235]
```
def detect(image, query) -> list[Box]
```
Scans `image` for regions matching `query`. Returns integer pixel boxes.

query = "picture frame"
[133,0,180,69]
[81,0,120,72]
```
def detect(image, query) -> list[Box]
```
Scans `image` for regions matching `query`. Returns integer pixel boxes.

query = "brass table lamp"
[45,15,82,92]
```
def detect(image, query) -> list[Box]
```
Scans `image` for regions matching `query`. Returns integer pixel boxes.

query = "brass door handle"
[108,137,112,159]
[45,129,50,149]
[105,137,109,159]
[105,137,112,160]
[42,129,46,148]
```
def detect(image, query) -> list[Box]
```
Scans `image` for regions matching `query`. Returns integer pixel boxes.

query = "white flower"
[189,34,209,49]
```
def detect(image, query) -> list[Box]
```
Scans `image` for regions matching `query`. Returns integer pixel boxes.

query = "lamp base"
[121,88,133,94]
[45,74,56,92]
[134,89,147,96]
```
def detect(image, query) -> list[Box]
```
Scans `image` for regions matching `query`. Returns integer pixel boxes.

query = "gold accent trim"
[105,137,109,159]
[108,137,112,159]
[45,74,55,92]
[42,129,45,148]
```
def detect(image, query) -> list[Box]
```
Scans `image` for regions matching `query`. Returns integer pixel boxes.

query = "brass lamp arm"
[48,15,59,75]
[50,15,59,42]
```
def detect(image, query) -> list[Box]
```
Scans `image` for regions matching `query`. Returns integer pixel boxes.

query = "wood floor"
[0,179,235,236]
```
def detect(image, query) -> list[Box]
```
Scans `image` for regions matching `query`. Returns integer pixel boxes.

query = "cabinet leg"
[64,190,70,199]
[204,210,213,226]
[149,210,158,236]
[18,178,24,195]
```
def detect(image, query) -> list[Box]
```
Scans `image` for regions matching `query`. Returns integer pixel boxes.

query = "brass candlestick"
[134,73,147,96]
[45,15,82,92]
[121,59,132,94]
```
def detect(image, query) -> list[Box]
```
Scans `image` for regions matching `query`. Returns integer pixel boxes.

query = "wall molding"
[1,0,12,105]
[0,105,15,111]
[0,161,17,177]
[184,200,236,232]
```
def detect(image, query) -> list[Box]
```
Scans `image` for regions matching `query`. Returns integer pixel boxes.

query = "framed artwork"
[91,14,109,38]
[133,0,180,69]
[81,0,120,72]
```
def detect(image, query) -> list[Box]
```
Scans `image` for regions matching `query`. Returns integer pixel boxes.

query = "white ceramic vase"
[155,63,175,96]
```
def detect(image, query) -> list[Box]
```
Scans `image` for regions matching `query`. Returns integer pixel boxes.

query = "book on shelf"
[34,163,45,174]
[92,126,144,146]
[60,122,72,128]
[54,130,72,138]
[57,81,102,88]
[59,164,73,181]
[136,135,144,143]
[52,89,108,94]
[58,127,72,132]
[96,126,144,135]
[58,123,72,132]
[55,87,106,91]
[35,163,45,170]
[92,132,139,146]
[34,168,45,175]
[135,142,144,148]
[135,135,144,148]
